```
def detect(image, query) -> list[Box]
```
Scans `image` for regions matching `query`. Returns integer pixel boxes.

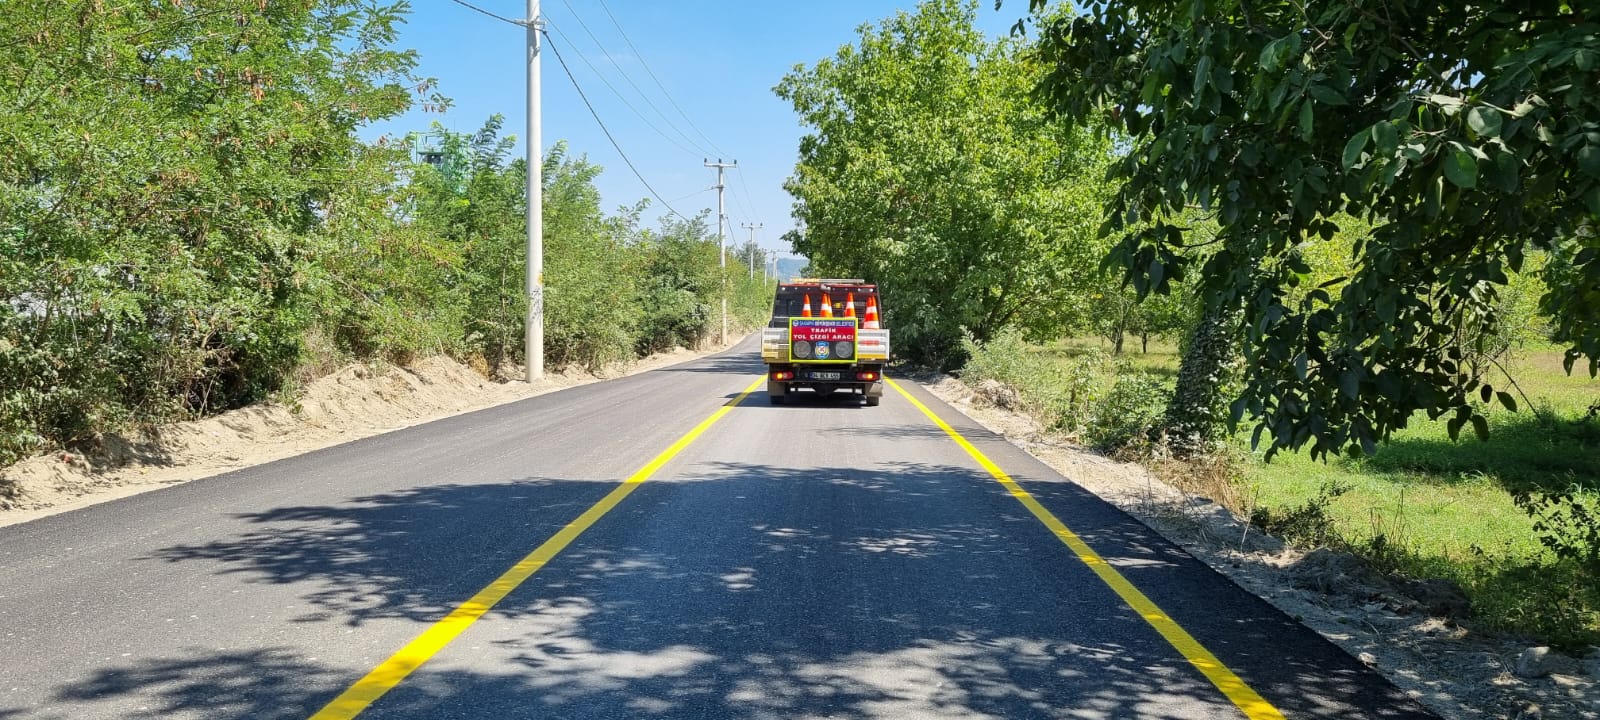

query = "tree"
[777,0,1114,368]
[1026,0,1600,457]
[630,213,721,356]
[0,0,435,463]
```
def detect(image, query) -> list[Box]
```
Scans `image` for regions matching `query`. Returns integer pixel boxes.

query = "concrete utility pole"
[524,0,544,381]
[704,159,737,344]
[741,222,763,279]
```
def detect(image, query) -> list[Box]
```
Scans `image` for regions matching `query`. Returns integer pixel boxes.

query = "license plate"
[812,372,841,380]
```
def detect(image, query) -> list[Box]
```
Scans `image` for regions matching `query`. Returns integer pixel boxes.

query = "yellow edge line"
[307,376,767,720]
[886,378,1286,720]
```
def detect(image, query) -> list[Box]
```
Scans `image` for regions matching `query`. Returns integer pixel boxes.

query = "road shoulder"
[908,371,1597,720]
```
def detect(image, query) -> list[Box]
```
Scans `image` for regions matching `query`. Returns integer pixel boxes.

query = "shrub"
[1086,372,1173,450]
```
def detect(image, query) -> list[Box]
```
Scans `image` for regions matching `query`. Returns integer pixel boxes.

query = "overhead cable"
[445,0,522,27]
[543,29,686,220]
[595,0,729,158]
[544,19,702,158]
[556,0,715,157]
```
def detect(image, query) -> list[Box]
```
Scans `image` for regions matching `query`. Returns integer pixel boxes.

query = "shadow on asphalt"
[17,461,1438,719]
[655,352,764,375]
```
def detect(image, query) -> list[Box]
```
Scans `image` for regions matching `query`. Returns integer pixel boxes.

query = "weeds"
[962,329,1173,449]
[1249,481,1351,549]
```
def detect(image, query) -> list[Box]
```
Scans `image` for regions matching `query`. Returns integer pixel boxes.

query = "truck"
[760,279,891,406]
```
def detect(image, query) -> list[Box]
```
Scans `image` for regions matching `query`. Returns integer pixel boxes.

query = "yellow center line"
[886,378,1286,720]
[307,376,766,720]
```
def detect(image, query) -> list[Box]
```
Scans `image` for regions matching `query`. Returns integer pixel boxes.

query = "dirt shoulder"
[0,343,726,528]
[916,372,1597,720]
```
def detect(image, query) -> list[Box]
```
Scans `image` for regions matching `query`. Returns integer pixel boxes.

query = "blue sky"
[361,1,1022,262]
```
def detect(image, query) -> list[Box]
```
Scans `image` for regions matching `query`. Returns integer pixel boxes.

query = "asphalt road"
[0,336,1437,719]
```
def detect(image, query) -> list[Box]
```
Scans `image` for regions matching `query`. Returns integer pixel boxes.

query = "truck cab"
[761,279,890,406]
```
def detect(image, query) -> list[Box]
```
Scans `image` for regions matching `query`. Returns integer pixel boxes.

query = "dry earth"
[0,344,713,527]
[2,346,1596,718]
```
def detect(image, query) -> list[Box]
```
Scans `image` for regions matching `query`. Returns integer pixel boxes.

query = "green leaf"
[1372,121,1399,155]
[1193,54,1212,101]
[1470,414,1489,441]
[1466,106,1502,139]
[1342,131,1370,169]
[1480,383,1492,403]
[1340,368,1360,399]
[1443,148,1478,188]
[1307,84,1347,106]
[1496,391,1517,412]
[1428,93,1465,113]
[1299,101,1314,140]
[1490,149,1521,192]
[1578,144,1600,179]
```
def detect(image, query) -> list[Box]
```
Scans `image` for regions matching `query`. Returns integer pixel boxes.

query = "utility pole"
[704,159,736,344]
[741,222,763,279]
[524,1,544,381]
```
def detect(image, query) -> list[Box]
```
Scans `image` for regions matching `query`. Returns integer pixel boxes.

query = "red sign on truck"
[789,318,859,363]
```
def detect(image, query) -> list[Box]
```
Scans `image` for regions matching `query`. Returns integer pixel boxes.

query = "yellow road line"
[886,379,1286,720]
[308,377,766,720]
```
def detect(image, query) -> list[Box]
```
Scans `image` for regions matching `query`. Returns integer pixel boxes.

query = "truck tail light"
[856,371,879,381]
[771,370,795,381]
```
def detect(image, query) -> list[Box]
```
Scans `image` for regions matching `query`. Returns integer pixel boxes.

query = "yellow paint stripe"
[886,379,1286,720]
[308,377,766,720]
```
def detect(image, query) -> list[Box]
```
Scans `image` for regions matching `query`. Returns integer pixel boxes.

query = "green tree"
[631,212,722,355]
[0,0,434,463]
[777,0,1114,368]
[1026,0,1600,457]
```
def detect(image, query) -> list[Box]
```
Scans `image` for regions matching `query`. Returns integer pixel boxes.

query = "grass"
[1008,338,1600,649]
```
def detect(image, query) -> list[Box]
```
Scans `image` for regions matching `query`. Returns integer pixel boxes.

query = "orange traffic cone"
[820,293,833,318]
[802,294,813,317]
[845,292,857,318]
[864,296,881,329]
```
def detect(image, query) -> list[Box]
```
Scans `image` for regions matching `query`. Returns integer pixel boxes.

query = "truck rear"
[760,279,891,406]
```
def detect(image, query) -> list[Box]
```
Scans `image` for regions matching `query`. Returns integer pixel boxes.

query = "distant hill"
[774,257,809,283]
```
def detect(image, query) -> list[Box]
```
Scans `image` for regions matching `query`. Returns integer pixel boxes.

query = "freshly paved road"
[0,337,1437,719]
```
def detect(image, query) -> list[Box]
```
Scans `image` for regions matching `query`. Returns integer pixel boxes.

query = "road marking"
[307,377,766,720]
[886,378,1286,720]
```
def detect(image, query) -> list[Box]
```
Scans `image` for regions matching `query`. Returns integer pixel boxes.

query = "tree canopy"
[0,3,772,468]
[1026,0,1600,457]
[777,0,1115,367]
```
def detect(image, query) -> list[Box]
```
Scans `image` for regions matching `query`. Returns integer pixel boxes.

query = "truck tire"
[864,395,880,407]
[770,395,785,405]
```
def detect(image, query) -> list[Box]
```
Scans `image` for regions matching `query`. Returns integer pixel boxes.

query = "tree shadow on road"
[77,460,1441,719]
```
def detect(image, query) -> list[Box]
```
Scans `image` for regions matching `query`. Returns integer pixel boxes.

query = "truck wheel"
[864,395,880,407]
[770,394,785,405]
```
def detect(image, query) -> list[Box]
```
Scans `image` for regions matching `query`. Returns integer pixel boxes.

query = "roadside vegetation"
[963,335,1600,648]
[0,3,770,470]
[782,0,1600,649]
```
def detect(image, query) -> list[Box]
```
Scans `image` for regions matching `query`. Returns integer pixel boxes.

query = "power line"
[445,0,522,27]
[594,0,728,158]
[543,29,685,220]
[667,186,715,205]
[553,0,714,157]
[732,164,760,226]
[543,19,701,158]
